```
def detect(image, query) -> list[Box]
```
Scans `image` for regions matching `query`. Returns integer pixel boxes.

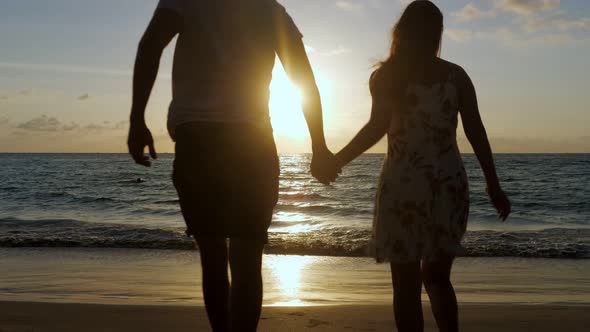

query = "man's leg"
[228,238,265,332]
[196,238,230,332]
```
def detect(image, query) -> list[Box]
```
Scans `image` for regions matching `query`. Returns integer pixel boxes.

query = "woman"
[334,1,511,331]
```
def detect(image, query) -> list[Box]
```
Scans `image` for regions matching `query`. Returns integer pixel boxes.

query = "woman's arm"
[335,74,393,168]
[457,66,511,221]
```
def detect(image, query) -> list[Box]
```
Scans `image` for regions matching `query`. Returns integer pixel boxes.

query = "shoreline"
[1,248,588,307]
[0,247,588,330]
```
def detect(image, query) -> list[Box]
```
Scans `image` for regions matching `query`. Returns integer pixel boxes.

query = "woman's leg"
[196,238,230,332]
[391,261,424,332]
[422,255,458,332]
[228,238,265,332]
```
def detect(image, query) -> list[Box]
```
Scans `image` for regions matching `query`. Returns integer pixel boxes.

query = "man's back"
[128,2,333,329]
[158,0,303,138]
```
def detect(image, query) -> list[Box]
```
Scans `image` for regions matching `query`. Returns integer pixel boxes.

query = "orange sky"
[1,0,589,153]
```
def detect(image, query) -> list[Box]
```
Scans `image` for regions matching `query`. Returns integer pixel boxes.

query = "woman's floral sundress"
[372,69,470,263]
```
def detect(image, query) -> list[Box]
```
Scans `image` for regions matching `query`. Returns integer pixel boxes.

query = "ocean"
[0,153,588,259]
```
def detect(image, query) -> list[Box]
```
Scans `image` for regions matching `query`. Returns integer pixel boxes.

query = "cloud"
[335,1,364,13]
[62,123,81,131]
[77,94,92,101]
[448,0,589,47]
[524,13,590,32]
[0,62,171,80]
[453,3,496,22]
[496,0,559,16]
[0,62,132,77]
[14,115,125,134]
[452,0,561,21]
[83,121,126,132]
[445,26,577,47]
[445,28,475,42]
[306,44,352,57]
[446,28,512,44]
[504,1,590,33]
[16,115,66,132]
[321,46,352,56]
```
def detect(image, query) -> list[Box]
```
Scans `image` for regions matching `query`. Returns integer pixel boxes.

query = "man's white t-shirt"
[156,0,303,139]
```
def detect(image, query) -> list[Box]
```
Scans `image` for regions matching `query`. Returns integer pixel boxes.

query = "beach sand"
[0,302,588,331]
[0,248,588,331]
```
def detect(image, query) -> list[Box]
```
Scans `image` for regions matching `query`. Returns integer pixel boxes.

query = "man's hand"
[127,122,157,167]
[311,148,340,185]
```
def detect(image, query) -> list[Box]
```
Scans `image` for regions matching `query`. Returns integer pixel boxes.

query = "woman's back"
[371,58,470,263]
[375,59,464,177]
[334,2,511,331]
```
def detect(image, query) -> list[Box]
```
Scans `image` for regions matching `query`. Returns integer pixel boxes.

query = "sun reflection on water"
[265,255,315,306]
[271,211,321,233]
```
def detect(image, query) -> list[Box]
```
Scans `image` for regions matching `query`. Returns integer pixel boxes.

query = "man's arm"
[128,9,181,167]
[276,36,336,183]
[276,38,327,153]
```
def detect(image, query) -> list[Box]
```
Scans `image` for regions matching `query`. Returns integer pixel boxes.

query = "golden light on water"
[271,211,321,234]
[265,255,315,306]
[269,61,332,139]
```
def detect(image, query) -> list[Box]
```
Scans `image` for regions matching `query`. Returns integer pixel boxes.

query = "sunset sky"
[1,0,589,153]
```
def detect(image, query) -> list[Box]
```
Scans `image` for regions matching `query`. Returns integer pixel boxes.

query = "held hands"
[127,122,158,167]
[311,148,341,185]
[487,186,511,221]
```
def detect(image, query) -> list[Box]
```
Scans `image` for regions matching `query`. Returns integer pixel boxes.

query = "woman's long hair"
[371,1,443,106]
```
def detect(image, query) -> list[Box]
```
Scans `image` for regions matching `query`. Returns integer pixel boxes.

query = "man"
[127,1,335,331]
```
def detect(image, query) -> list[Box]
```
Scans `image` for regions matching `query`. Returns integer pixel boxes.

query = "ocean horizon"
[1,153,588,259]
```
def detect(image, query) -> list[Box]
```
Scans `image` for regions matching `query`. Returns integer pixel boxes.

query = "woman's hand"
[487,186,511,221]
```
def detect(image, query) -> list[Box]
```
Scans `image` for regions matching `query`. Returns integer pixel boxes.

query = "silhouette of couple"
[128,1,511,331]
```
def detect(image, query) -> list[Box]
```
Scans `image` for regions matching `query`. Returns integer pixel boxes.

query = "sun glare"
[269,61,331,139]
[266,255,315,306]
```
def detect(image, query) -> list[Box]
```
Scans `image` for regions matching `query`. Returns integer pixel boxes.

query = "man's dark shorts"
[173,122,279,243]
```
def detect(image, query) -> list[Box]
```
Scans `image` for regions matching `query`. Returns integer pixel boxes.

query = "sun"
[269,61,331,139]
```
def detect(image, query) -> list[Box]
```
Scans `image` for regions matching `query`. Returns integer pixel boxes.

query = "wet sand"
[0,301,588,331]
[0,248,588,330]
